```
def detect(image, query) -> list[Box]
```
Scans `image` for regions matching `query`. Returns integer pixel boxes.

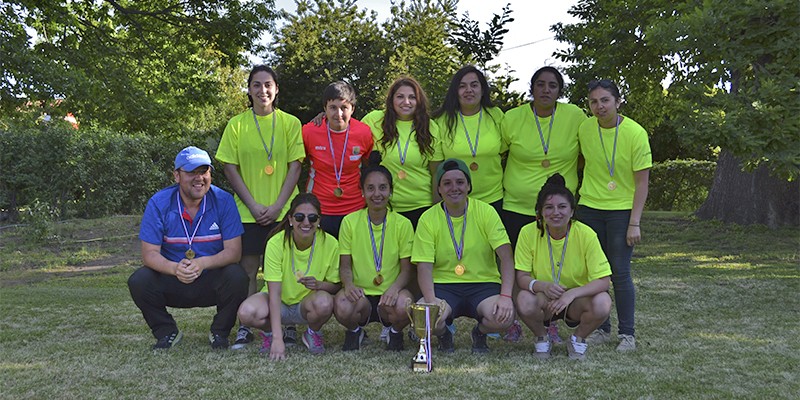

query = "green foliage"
[382,0,462,108]
[20,199,61,243]
[553,0,800,179]
[648,159,716,212]
[269,0,390,122]
[450,3,514,67]
[1,0,276,134]
[0,122,231,222]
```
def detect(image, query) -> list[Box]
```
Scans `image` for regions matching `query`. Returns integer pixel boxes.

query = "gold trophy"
[406,300,444,372]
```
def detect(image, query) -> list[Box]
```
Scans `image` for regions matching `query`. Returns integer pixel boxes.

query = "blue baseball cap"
[174,146,213,171]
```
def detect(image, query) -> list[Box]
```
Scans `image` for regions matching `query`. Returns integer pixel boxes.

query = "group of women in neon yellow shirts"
[218,64,651,360]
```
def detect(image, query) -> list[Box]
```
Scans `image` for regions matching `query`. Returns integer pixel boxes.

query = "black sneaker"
[386,329,404,351]
[438,327,455,353]
[283,326,297,347]
[209,332,229,350]
[342,328,366,351]
[153,330,183,350]
[230,326,253,350]
[471,324,489,354]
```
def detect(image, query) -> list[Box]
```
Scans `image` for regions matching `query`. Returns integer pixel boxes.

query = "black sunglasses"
[587,79,615,91]
[293,213,319,223]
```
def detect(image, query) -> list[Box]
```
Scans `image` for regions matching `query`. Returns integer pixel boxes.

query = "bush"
[0,123,226,221]
[648,159,716,211]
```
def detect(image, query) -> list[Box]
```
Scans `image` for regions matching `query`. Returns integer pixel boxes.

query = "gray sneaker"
[533,336,551,360]
[302,329,325,354]
[617,334,636,352]
[585,329,611,345]
[230,326,253,350]
[567,335,588,360]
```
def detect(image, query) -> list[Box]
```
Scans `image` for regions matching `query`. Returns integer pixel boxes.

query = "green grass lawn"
[1,213,798,399]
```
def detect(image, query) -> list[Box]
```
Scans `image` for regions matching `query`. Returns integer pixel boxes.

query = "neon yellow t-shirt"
[216,109,305,222]
[263,230,340,305]
[502,102,587,215]
[338,208,414,296]
[514,221,610,289]
[435,107,505,204]
[362,110,444,212]
[578,115,652,210]
[411,198,510,283]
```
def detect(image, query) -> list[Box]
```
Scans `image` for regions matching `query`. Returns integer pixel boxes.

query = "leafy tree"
[382,0,462,108]
[450,3,513,68]
[268,0,390,122]
[1,0,276,134]
[553,0,799,227]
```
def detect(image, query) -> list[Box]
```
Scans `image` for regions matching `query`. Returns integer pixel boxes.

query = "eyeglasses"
[293,213,319,223]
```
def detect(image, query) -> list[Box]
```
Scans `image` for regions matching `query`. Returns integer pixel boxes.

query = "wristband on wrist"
[629,224,640,227]
[499,293,512,299]
[528,279,537,293]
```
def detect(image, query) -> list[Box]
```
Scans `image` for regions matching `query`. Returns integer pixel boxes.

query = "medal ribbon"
[597,115,620,178]
[252,109,276,162]
[326,122,350,187]
[459,108,482,158]
[177,191,206,253]
[534,104,557,155]
[546,222,571,285]
[444,200,468,262]
[368,212,387,274]
[396,127,413,166]
[290,233,316,278]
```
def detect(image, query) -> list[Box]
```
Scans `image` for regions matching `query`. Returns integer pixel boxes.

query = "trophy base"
[411,360,432,373]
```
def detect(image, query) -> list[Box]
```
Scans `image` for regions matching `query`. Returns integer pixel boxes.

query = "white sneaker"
[585,329,611,345]
[533,336,551,359]
[567,335,588,360]
[380,326,390,344]
[617,334,636,352]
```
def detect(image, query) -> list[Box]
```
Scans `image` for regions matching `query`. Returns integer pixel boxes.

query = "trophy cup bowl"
[406,300,444,372]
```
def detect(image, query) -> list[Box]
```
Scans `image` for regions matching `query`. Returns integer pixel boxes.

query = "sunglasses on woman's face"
[293,213,319,223]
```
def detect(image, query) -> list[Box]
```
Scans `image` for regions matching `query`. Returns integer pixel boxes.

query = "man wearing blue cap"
[128,146,247,350]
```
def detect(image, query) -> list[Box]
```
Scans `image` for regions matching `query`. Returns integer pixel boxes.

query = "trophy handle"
[405,298,413,324]
[435,299,447,326]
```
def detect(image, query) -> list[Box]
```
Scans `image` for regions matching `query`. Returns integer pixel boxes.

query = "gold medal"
[295,270,304,280]
[373,274,384,286]
[334,187,343,197]
[469,162,479,171]
[185,249,195,260]
[264,164,274,175]
[541,159,550,168]
[454,263,466,276]
[397,170,407,180]
[607,181,617,191]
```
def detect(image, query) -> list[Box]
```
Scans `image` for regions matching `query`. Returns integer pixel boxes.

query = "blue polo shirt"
[139,184,243,262]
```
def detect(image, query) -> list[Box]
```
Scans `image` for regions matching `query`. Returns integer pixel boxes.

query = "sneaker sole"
[153,331,183,351]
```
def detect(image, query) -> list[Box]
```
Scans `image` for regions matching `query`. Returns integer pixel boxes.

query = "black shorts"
[500,209,536,249]
[363,295,390,327]
[434,282,500,325]
[398,206,429,230]
[546,305,580,328]
[242,223,277,256]
[320,214,345,239]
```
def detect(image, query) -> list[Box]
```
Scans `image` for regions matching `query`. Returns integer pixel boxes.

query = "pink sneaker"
[503,320,523,343]
[259,331,273,354]
[302,329,325,354]
[547,322,562,344]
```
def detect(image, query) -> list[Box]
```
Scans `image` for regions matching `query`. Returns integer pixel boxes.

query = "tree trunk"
[696,150,799,228]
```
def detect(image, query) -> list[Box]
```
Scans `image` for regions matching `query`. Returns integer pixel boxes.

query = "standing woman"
[237,193,340,360]
[577,79,651,352]
[361,76,443,228]
[216,65,304,349]
[501,66,587,247]
[303,81,374,238]
[333,154,415,351]
[433,65,505,212]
